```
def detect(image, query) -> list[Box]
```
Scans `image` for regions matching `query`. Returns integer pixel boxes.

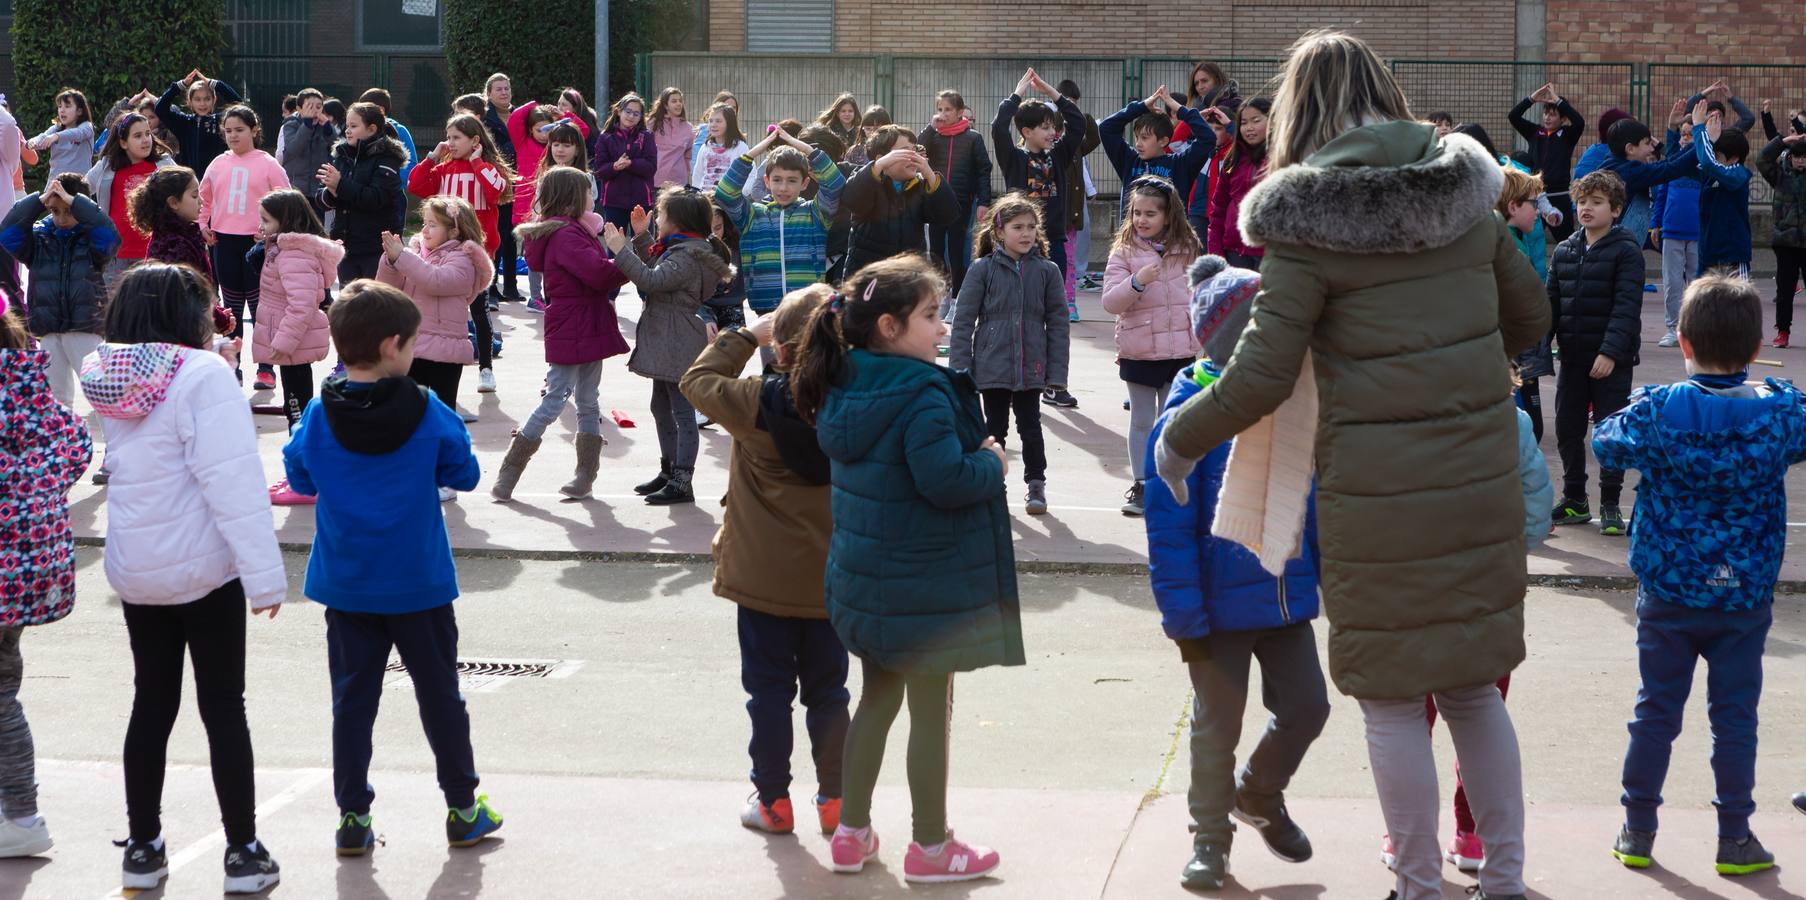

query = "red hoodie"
[408,156,508,253]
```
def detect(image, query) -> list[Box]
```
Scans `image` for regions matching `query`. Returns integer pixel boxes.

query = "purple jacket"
[592,125,659,211]
[517,214,631,365]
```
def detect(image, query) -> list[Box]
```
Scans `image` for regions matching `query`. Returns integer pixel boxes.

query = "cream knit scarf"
[1209,352,1318,575]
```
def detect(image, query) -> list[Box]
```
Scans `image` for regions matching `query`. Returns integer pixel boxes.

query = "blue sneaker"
[446,795,503,847]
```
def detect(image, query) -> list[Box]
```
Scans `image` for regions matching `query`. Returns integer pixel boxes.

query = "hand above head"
[1763,99,1772,114]
[1014,69,1036,99]
[185,69,205,85]
[1029,71,1057,98]
[1784,133,1806,147]
[1668,97,1689,127]
[1691,99,1712,128]
[749,126,782,156]
[776,129,811,152]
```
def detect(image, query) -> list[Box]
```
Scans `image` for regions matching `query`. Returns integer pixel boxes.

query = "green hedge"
[444,0,692,109]
[11,0,225,146]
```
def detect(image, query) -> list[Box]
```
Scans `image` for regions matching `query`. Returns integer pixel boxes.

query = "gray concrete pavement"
[5,553,1806,897]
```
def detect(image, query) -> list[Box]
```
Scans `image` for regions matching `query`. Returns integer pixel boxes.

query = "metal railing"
[1646,64,1806,205]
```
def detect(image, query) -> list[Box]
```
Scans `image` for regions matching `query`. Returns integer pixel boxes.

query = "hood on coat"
[757,372,830,485]
[0,348,53,406]
[320,374,428,455]
[516,217,596,270]
[333,134,408,165]
[274,231,348,268]
[661,235,734,282]
[1239,123,1503,255]
[814,350,949,463]
[417,237,495,297]
[78,342,189,419]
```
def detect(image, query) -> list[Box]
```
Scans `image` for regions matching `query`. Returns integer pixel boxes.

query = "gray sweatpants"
[1662,239,1699,333]
[1187,621,1331,844]
[1363,682,1526,899]
[0,628,38,819]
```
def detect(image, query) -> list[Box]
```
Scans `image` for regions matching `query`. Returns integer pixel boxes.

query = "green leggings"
[839,658,953,845]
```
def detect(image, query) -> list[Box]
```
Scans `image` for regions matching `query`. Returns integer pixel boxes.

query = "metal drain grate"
[382,657,581,693]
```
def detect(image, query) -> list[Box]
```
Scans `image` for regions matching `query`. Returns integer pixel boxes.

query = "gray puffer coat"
[618,232,733,382]
[949,247,1071,391]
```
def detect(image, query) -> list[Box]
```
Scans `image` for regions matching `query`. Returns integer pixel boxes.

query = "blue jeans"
[1620,595,1770,838]
[327,605,479,814]
[738,606,850,804]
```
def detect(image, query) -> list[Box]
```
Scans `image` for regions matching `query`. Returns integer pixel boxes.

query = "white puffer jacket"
[79,342,285,609]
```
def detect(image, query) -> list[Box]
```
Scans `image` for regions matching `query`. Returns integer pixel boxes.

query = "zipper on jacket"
[1277,573,1291,625]
[777,207,788,291]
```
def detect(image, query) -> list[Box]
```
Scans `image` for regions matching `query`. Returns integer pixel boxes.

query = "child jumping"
[949,192,1069,515]
[280,279,500,858]
[793,254,1019,884]
[678,285,849,836]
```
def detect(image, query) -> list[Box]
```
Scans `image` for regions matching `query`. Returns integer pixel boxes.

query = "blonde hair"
[1497,167,1543,216]
[970,192,1047,259]
[1109,177,1202,261]
[422,195,486,246]
[1267,30,1414,171]
[771,284,833,370]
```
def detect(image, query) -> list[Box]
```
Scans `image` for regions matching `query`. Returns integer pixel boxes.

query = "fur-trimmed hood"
[1238,121,1503,255]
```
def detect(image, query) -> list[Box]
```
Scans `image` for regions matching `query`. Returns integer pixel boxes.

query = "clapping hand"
[628,205,650,234]
[600,222,629,252]
[612,153,630,172]
[380,230,405,262]
[317,162,341,192]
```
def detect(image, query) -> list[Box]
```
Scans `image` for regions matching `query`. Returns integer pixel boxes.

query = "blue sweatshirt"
[1598,147,1699,245]
[1650,128,1703,243]
[1100,101,1215,221]
[1691,122,1752,269]
[282,376,481,614]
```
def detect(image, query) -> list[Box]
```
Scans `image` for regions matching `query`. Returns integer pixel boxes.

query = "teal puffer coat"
[814,349,1023,674]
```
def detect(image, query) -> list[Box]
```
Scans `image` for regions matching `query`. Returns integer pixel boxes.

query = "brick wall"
[1545,1,1806,65]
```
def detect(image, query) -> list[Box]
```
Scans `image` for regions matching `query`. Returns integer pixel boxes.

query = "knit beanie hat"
[1187,255,1261,363]
[1596,107,1630,143]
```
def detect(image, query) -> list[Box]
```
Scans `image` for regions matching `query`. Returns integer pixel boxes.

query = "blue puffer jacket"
[1651,129,1702,242]
[1142,362,1321,641]
[1594,374,1806,611]
[814,349,1023,674]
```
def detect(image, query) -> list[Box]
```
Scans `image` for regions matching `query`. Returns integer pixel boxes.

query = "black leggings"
[409,358,463,409]
[1776,246,1804,334]
[213,233,259,348]
[980,388,1046,484]
[279,363,313,433]
[339,252,382,286]
[468,295,493,369]
[123,580,257,845]
[839,658,953,845]
[496,203,518,294]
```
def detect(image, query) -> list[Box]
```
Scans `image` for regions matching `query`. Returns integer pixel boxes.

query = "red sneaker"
[253,368,277,391]
[1445,830,1483,872]
[815,796,841,835]
[1777,331,1790,349]
[739,796,794,834]
[903,830,1000,883]
[268,479,316,506]
[829,825,880,873]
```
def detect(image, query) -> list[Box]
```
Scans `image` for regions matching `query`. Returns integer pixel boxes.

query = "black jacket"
[155,79,243,175]
[990,94,1087,239]
[483,105,517,168]
[840,163,961,276]
[1548,225,1644,366]
[321,135,407,256]
[1509,96,1583,192]
[916,124,993,209]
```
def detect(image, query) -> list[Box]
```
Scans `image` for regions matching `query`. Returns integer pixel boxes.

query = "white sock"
[920,841,946,854]
[150,835,165,851]
[834,823,869,839]
[245,839,260,853]
[456,805,476,818]
[8,815,39,828]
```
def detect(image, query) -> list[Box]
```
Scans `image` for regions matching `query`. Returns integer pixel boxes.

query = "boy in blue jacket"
[1598,102,1700,247]
[1142,256,1329,891]
[1100,85,1214,224]
[280,281,501,857]
[1689,98,1753,278]
[1651,126,1703,348]
[1595,274,1806,877]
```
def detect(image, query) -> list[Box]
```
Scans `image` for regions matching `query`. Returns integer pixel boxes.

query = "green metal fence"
[1647,64,1806,205]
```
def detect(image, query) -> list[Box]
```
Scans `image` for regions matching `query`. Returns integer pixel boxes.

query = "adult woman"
[483,73,521,300]
[1179,61,1243,237]
[1154,31,1547,900]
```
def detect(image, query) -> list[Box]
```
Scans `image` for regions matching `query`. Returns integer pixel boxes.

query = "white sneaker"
[477,368,497,393]
[0,817,52,857]
[1658,332,1678,348]
[438,487,457,503]
[456,406,478,423]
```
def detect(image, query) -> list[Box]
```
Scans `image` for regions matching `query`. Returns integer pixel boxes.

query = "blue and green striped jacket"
[715,148,846,312]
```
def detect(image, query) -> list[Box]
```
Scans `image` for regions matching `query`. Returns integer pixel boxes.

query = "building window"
[225,0,310,55]
[746,0,834,53]
[358,0,441,51]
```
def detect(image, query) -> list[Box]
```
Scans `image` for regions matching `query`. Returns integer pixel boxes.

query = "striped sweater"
[715,148,845,311]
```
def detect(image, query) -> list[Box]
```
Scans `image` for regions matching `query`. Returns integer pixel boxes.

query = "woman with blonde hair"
[1152,30,1547,900]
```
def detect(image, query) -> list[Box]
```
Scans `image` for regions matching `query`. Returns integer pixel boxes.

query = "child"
[507,100,590,234]
[1689,99,1753,280]
[320,102,407,283]
[1100,84,1214,224]
[818,93,862,159]
[277,88,337,210]
[1597,104,1701,248]
[409,114,511,392]
[677,284,848,835]
[84,112,177,285]
[1102,177,1202,517]
[1141,255,1329,891]
[251,190,340,506]
[841,125,960,276]
[1549,170,1645,536]
[1594,274,1806,878]
[692,101,749,192]
[1207,98,1271,269]
[592,92,659,230]
[156,70,243,175]
[0,301,92,860]
[1652,125,1705,347]
[493,167,629,501]
[1509,83,1584,241]
[1758,132,1806,346]
[918,90,993,295]
[1427,111,1455,138]
[377,197,493,427]
[646,86,693,188]
[791,255,1013,884]
[29,89,95,177]
[843,106,890,169]
[948,192,1068,515]
[79,263,284,894]
[1501,167,1554,442]
[132,167,211,277]
[605,189,733,505]
[525,122,594,313]
[198,105,288,387]
[715,126,847,318]
[704,200,747,330]
[357,88,417,206]
[0,174,119,405]
[991,68,1087,278]
[272,94,298,161]
[279,279,499,858]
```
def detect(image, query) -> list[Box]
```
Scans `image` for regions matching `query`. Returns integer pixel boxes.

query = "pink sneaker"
[1444,830,1483,872]
[829,825,880,874]
[903,830,999,883]
[268,479,316,506]
[1379,833,1397,870]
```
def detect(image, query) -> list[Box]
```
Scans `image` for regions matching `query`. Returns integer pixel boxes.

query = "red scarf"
[650,231,708,259]
[934,118,971,138]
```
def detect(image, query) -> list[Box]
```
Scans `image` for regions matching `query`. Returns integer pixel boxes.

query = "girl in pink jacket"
[1101,177,1201,516]
[251,190,341,507]
[646,87,694,188]
[376,195,492,410]
[199,106,289,388]
[507,101,590,226]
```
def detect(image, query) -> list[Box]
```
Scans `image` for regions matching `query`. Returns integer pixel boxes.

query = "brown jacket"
[679,330,832,618]
[1161,123,1550,700]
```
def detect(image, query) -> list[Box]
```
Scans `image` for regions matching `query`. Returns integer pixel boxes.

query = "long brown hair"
[602,92,647,134]
[1268,30,1413,170]
[1110,176,1202,262]
[653,186,734,267]
[791,255,945,424]
[970,192,1047,259]
[817,93,859,129]
[1188,61,1230,107]
[445,113,515,184]
[532,166,595,222]
[127,167,199,235]
[647,86,686,132]
[104,113,174,171]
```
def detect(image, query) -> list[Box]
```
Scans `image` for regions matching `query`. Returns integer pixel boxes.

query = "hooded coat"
[949,247,1070,391]
[516,215,631,365]
[252,232,342,366]
[1158,124,1550,700]
[375,236,491,365]
[0,349,92,626]
[615,233,732,382]
[814,349,1022,674]
[321,134,407,256]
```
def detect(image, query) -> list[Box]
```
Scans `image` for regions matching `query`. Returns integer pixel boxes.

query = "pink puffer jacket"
[253,232,342,366]
[1101,238,1201,361]
[375,236,490,365]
